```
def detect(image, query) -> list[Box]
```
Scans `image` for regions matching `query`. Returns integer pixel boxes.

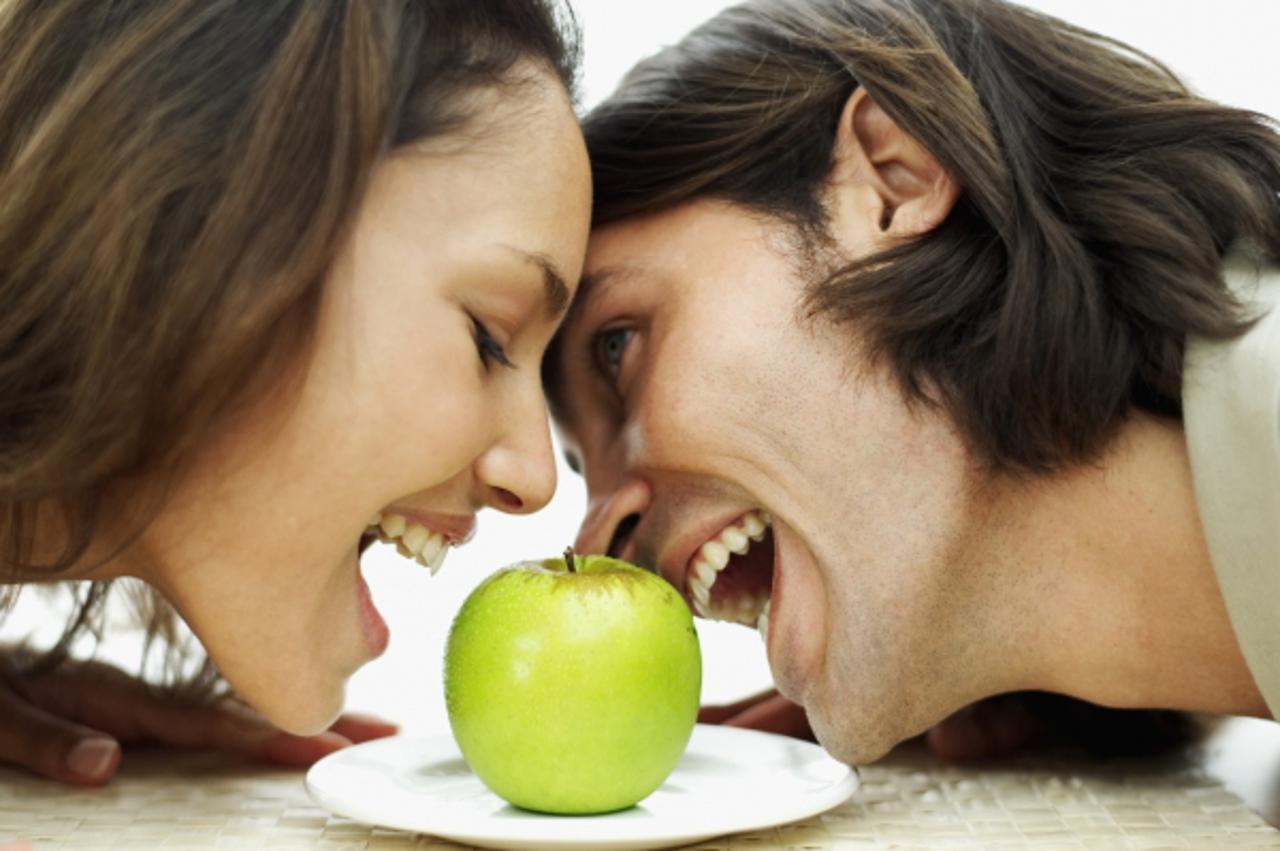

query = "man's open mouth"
[685,509,775,643]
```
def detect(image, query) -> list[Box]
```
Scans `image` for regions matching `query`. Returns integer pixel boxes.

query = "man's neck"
[984,413,1267,716]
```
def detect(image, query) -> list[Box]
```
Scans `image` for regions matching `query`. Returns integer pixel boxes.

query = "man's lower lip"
[765,525,782,667]
[356,569,390,656]
[762,518,810,705]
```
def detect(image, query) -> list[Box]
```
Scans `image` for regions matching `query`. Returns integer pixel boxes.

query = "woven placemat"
[2,742,1278,850]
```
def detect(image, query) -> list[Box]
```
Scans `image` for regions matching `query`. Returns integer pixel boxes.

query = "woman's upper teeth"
[685,509,771,623]
[368,512,450,574]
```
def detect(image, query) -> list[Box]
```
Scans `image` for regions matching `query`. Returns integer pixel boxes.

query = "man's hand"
[697,688,1037,759]
[926,692,1198,760]
[698,689,815,740]
[700,689,1195,763]
[0,654,397,785]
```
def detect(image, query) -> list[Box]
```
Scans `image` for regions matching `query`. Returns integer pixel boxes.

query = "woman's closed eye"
[472,317,514,369]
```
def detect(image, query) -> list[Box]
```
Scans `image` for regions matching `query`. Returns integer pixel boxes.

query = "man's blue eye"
[594,327,634,379]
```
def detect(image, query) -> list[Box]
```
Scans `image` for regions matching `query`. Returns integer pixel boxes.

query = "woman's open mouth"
[360,512,454,573]
[354,509,467,655]
[684,509,776,644]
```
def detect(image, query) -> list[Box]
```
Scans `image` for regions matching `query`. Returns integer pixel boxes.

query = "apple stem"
[563,546,577,573]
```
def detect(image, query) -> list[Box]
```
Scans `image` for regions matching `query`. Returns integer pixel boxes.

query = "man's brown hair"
[580,0,1280,474]
[1,0,578,681]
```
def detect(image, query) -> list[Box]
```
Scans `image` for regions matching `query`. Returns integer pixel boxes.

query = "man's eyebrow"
[568,265,636,324]
[506,247,571,319]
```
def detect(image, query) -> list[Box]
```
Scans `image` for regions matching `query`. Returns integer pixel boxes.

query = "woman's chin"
[219,659,350,737]
[256,681,348,737]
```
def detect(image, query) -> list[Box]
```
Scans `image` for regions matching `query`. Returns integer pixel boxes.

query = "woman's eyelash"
[473,319,514,369]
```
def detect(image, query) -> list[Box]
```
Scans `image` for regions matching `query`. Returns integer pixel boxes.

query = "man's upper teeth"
[685,509,771,627]
[721,526,749,554]
[700,540,729,571]
[369,513,450,575]
[694,560,718,589]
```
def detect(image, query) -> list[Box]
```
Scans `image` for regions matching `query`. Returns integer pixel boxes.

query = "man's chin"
[807,700,902,766]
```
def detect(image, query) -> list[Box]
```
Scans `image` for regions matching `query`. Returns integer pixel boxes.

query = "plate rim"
[305,723,858,849]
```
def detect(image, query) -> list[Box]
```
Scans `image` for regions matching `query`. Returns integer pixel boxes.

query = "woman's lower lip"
[356,568,390,657]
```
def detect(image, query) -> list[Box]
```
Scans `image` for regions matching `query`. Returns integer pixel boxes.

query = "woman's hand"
[0,653,397,785]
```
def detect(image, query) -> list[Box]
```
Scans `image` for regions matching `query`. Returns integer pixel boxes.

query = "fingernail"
[65,738,118,779]
[337,712,395,727]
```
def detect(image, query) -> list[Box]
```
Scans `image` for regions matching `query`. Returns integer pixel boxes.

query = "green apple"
[443,548,702,815]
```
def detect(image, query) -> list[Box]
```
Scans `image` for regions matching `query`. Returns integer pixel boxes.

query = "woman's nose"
[473,396,557,515]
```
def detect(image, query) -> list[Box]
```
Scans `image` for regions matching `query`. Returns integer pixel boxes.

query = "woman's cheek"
[421,396,494,470]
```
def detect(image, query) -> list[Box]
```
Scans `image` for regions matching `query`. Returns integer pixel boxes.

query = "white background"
[4,0,1278,736]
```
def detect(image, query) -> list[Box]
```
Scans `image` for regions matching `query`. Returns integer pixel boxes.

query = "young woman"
[0,0,590,785]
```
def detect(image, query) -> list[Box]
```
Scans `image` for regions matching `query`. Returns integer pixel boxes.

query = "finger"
[697,688,781,724]
[212,706,401,764]
[254,729,353,765]
[328,712,399,743]
[926,705,984,761]
[926,696,1042,761]
[219,709,398,765]
[0,683,121,786]
[115,696,354,766]
[23,663,352,766]
[722,693,815,740]
[160,698,354,766]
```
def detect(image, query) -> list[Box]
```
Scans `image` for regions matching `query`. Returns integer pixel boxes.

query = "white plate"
[305,724,858,850]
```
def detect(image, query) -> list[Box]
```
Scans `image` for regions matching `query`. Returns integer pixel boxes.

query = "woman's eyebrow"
[503,246,571,319]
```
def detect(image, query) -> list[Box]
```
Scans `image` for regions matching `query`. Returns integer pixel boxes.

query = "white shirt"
[1184,249,1280,718]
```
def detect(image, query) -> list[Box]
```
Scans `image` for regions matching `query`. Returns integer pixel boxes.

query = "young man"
[544,0,1280,765]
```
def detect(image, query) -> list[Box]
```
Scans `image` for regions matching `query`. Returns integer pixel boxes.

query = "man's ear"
[829,87,959,239]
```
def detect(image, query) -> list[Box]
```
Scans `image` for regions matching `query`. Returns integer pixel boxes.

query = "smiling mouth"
[361,512,452,574]
[686,509,775,643]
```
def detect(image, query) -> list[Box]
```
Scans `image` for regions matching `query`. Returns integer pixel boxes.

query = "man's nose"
[573,477,652,560]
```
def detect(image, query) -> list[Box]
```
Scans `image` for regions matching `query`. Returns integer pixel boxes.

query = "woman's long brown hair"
[0,0,578,689]
[580,0,1280,474]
